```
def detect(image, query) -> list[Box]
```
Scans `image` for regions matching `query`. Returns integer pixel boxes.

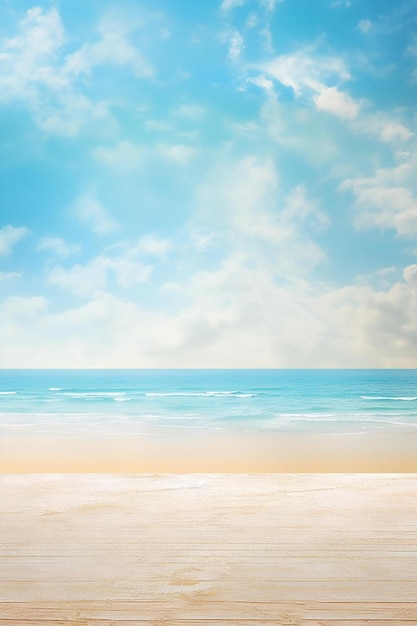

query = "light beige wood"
[1,474,417,624]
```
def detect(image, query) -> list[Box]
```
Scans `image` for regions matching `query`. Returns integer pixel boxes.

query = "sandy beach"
[1,473,417,624]
[2,429,417,472]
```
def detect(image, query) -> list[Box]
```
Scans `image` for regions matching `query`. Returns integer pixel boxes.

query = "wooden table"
[1,474,417,624]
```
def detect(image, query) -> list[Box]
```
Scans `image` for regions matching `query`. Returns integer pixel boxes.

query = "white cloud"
[0,8,103,136]
[221,0,246,11]
[49,261,108,296]
[49,254,152,296]
[246,13,258,28]
[0,225,29,256]
[0,292,181,368]
[1,295,48,317]
[354,266,397,288]
[350,113,412,145]
[93,141,145,172]
[134,234,173,256]
[93,140,196,166]
[37,237,80,258]
[47,233,171,297]
[38,94,109,137]
[248,74,274,92]
[228,31,244,63]
[259,0,284,11]
[257,51,364,122]
[197,156,327,274]
[3,257,417,368]
[357,19,372,34]
[72,193,120,236]
[330,0,351,7]
[259,53,412,141]
[379,122,412,143]
[261,95,343,164]
[65,13,154,80]
[403,264,417,289]
[0,271,21,281]
[0,7,154,136]
[172,103,206,121]
[320,279,417,367]
[156,143,196,162]
[260,51,350,96]
[222,0,282,12]
[340,157,417,235]
[0,7,65,103]
[314,86,360,120]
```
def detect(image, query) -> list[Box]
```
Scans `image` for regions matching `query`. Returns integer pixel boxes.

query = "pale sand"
[1,473,417,624]
[1,429,417,472]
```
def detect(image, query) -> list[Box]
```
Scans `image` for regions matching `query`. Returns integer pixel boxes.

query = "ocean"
[1,369,417,438]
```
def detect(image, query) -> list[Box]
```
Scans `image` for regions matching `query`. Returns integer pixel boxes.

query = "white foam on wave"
[145,391,256,398]
[59,392,127,398]
[49,387,65,391]
[0,391,17,395]
[361,396,417,401]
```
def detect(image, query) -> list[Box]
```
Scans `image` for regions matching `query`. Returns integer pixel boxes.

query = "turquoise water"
[1,369,417,437]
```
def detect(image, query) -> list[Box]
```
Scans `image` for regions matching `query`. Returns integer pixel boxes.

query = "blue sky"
[1,0,417,367]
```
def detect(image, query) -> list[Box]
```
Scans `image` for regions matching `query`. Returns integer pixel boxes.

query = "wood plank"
[1,475,417,623]
[0,602,417,626]
[2,601,417,619]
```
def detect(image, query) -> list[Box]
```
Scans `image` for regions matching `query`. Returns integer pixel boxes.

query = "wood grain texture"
[1,474,417,624]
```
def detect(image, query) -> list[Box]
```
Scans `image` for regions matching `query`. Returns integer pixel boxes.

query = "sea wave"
[0,391,17,395]
[58,392,127,398]
[145,391,256,398]
[361,396,417,401]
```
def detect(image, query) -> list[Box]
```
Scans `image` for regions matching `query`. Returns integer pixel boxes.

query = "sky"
[1,0,417,368]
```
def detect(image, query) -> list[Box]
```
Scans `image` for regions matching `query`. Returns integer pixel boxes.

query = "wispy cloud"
[0,225,29,256]
[340,156,417,235]
[49,255,152,296]
[197,156,327,275]
[156,144,197,162]
[221,0,246,12]
[257,50,362,121]
[71,192,120,236]
[228,30,244,63]
[330,0,351,8]
[0,8,104,136]
[172,103,206,121]
[248,74,274,92]
[0,271,22,281]
[65,12,155,80]
[221,0,283,12]
[259,50,350,95]
[133,234,173,256]
[357,19,373,34]
[93,141,145,172]
[259,0,285,11]
[37,237,80,259]
[0,7,155,136]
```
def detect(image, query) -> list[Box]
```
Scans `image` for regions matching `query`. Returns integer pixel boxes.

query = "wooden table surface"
[1,474,417,625]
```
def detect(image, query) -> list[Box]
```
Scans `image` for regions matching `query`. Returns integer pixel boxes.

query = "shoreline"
[2,429,417,472]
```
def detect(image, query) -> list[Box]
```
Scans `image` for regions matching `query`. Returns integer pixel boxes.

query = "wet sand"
[1,473,417,624]
[1,429,417,472]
